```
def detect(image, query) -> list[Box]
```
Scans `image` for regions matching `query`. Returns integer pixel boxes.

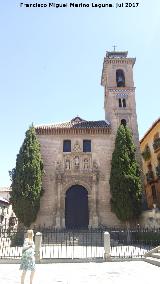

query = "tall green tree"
[9,125,44,227]
[109,124,142,223]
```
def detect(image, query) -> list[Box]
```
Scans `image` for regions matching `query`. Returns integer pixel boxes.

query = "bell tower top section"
[100,49,139,143]
[101,50,136,88]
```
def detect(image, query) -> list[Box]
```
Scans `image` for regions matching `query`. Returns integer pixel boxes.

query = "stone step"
[152,253,160,259]
[145,257,160,267]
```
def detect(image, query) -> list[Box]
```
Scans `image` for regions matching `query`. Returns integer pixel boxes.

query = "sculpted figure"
[56,161,61,170]
[74,156,79,166]
[93,160,98,170]
[65,159,70,170]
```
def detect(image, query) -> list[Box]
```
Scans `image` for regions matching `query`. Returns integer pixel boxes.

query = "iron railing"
[0,227,160,260]
[40,228,104,259]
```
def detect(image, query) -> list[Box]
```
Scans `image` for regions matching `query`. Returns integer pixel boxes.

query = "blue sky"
[0,0,160,186]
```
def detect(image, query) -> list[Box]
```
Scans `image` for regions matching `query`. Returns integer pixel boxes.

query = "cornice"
[36,127,111,136]
[104,57,136,66]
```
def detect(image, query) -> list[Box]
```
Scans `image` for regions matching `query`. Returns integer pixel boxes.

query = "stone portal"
[65,185,89,229]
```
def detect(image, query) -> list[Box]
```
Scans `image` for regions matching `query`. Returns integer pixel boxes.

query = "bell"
[117,76,123,83]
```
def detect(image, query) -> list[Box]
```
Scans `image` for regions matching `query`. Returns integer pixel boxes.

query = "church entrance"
[65,185,89,229]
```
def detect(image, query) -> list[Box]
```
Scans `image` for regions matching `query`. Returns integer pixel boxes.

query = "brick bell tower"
[101,50,140,147]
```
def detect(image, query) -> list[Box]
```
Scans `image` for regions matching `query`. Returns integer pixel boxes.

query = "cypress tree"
[9,125,44,227]
[109,124,142,223]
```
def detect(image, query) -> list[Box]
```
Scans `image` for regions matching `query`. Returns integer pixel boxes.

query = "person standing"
[20,229,35,284]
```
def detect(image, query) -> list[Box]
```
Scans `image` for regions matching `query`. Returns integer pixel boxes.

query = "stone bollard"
[35,232,42,263]
[104,232,111,261]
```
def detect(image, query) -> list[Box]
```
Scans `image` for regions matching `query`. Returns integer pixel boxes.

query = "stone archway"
[65,185,89,229]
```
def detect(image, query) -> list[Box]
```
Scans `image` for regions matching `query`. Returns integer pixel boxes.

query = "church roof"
[0,197,9,205]
[35,116,111,135]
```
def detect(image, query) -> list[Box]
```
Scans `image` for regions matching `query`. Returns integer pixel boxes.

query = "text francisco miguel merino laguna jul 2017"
[19,2,114,8]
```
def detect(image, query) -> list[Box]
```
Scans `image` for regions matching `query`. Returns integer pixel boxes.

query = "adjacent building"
[0,187,16,228]
[140,118,160,209]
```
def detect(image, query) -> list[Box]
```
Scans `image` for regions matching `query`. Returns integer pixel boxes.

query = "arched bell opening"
[116,69,125,87]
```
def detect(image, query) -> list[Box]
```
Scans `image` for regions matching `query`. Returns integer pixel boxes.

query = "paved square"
[0,261,159,284]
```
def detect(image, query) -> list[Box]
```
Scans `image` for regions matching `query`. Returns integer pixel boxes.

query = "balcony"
[146,171,154,184]
[153,137,160,152]
[156,165,160,180]
[142,146,151,161]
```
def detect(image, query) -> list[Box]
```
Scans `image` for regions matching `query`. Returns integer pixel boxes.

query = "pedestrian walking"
[20,229,35,284]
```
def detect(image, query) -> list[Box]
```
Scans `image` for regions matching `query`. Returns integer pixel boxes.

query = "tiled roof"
[35,116,110,130]
[0,197,9,204]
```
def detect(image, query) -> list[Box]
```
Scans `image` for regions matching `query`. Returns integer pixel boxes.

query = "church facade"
[35,50,140,228]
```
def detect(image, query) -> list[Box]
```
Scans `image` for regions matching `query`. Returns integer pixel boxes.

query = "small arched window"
[118,98,126,108]
[121,119,127,126]
[147,163,152,171]
[154,133,159,140]
[116,69,125,87]
[119,98,122,107]
[122,98,126,107]
[151,185,157,204]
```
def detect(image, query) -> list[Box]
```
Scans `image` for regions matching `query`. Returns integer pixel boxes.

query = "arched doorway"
[65,185,89,229]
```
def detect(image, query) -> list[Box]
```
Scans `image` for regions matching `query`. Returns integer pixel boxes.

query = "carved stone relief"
[56,160,62,170]
[93,160,98,170]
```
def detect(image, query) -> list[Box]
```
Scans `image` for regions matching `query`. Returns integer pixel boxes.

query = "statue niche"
[84,158,89,169]
[65,159,70,170]
[74,156,80,168]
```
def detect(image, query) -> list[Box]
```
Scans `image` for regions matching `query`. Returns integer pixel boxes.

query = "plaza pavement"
[0,261,159,284]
